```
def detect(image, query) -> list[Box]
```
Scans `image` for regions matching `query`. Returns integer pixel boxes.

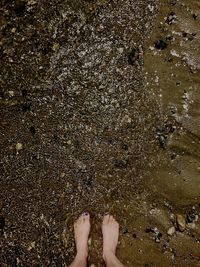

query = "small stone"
[118,47,124,54]
[27,241,36,251]
[52,43,60,51]
[165,12,177,25]
[11,28,16,33]
[67,140,72,145]
[154,40,168,50]
[187,212,196,223]
[8,91,14,97]
[122,227,129,234]
[187,222,196,229]
[167,226,176,236]
[60,172,65,178]
[192,13,198,20]
[27,0,37,5]
[16,143,23,152]
[122,115,132,123]
[176,214,186,232]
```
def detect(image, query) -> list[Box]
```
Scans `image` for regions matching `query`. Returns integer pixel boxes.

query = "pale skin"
[69,213,124,267]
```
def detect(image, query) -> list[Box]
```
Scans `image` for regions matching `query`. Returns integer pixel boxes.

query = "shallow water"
[0,0,200,266]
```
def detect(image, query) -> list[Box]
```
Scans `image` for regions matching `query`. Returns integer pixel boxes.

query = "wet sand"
[0,0,200,266]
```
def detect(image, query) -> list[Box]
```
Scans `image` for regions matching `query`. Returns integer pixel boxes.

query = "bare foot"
[74,212,90,259]
[102,214,119,260]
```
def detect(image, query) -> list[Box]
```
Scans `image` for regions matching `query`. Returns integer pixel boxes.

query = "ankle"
[75,251,88,261]
[103,250,116,262]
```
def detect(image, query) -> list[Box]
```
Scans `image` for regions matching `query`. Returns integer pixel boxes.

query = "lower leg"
[69,213,90,267]
[102,215,124,267]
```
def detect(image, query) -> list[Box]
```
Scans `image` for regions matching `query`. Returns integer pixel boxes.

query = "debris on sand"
[167,226,176,236]
[27,241,36,251]
[16,142,23,153]
[176,214,186,232]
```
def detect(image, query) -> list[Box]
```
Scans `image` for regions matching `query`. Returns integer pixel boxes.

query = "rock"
[8,91,14,97]
[67,140,72,145]
[154,40,168,50]
[127,47,143,66]
[60,172,65,178]
[16,142,23,152]
[122,227,129,234]
[176,214,186,232]
[167,226,176,236]
[145,227,162,242]
[122,114,132,123]
[27,241,36,251]
[11,28,17,33]
[187,212,196,223]
[186,210,198,223]
[187,222,196,229]
[52,43,60,51]
[165,12,177,25]
[192,13,198,20]
[158,135,167,149]
[27,0,37,5]
[170,0,177,5]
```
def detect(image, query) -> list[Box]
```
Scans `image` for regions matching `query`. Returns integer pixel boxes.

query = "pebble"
[154,40,168,50]
[60,172,65,178]
[27,241,36,251]
[16,142,23,152]
[176,214,186,232]
[167,226,176,236]
[52,42,60,51]
[187,212,196,223]
[187,222,196,229]
[8,91,14,97]
[67,140,72,145]
[27,0,37,5]
[122,115,132,123]
[11,28,17,33]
